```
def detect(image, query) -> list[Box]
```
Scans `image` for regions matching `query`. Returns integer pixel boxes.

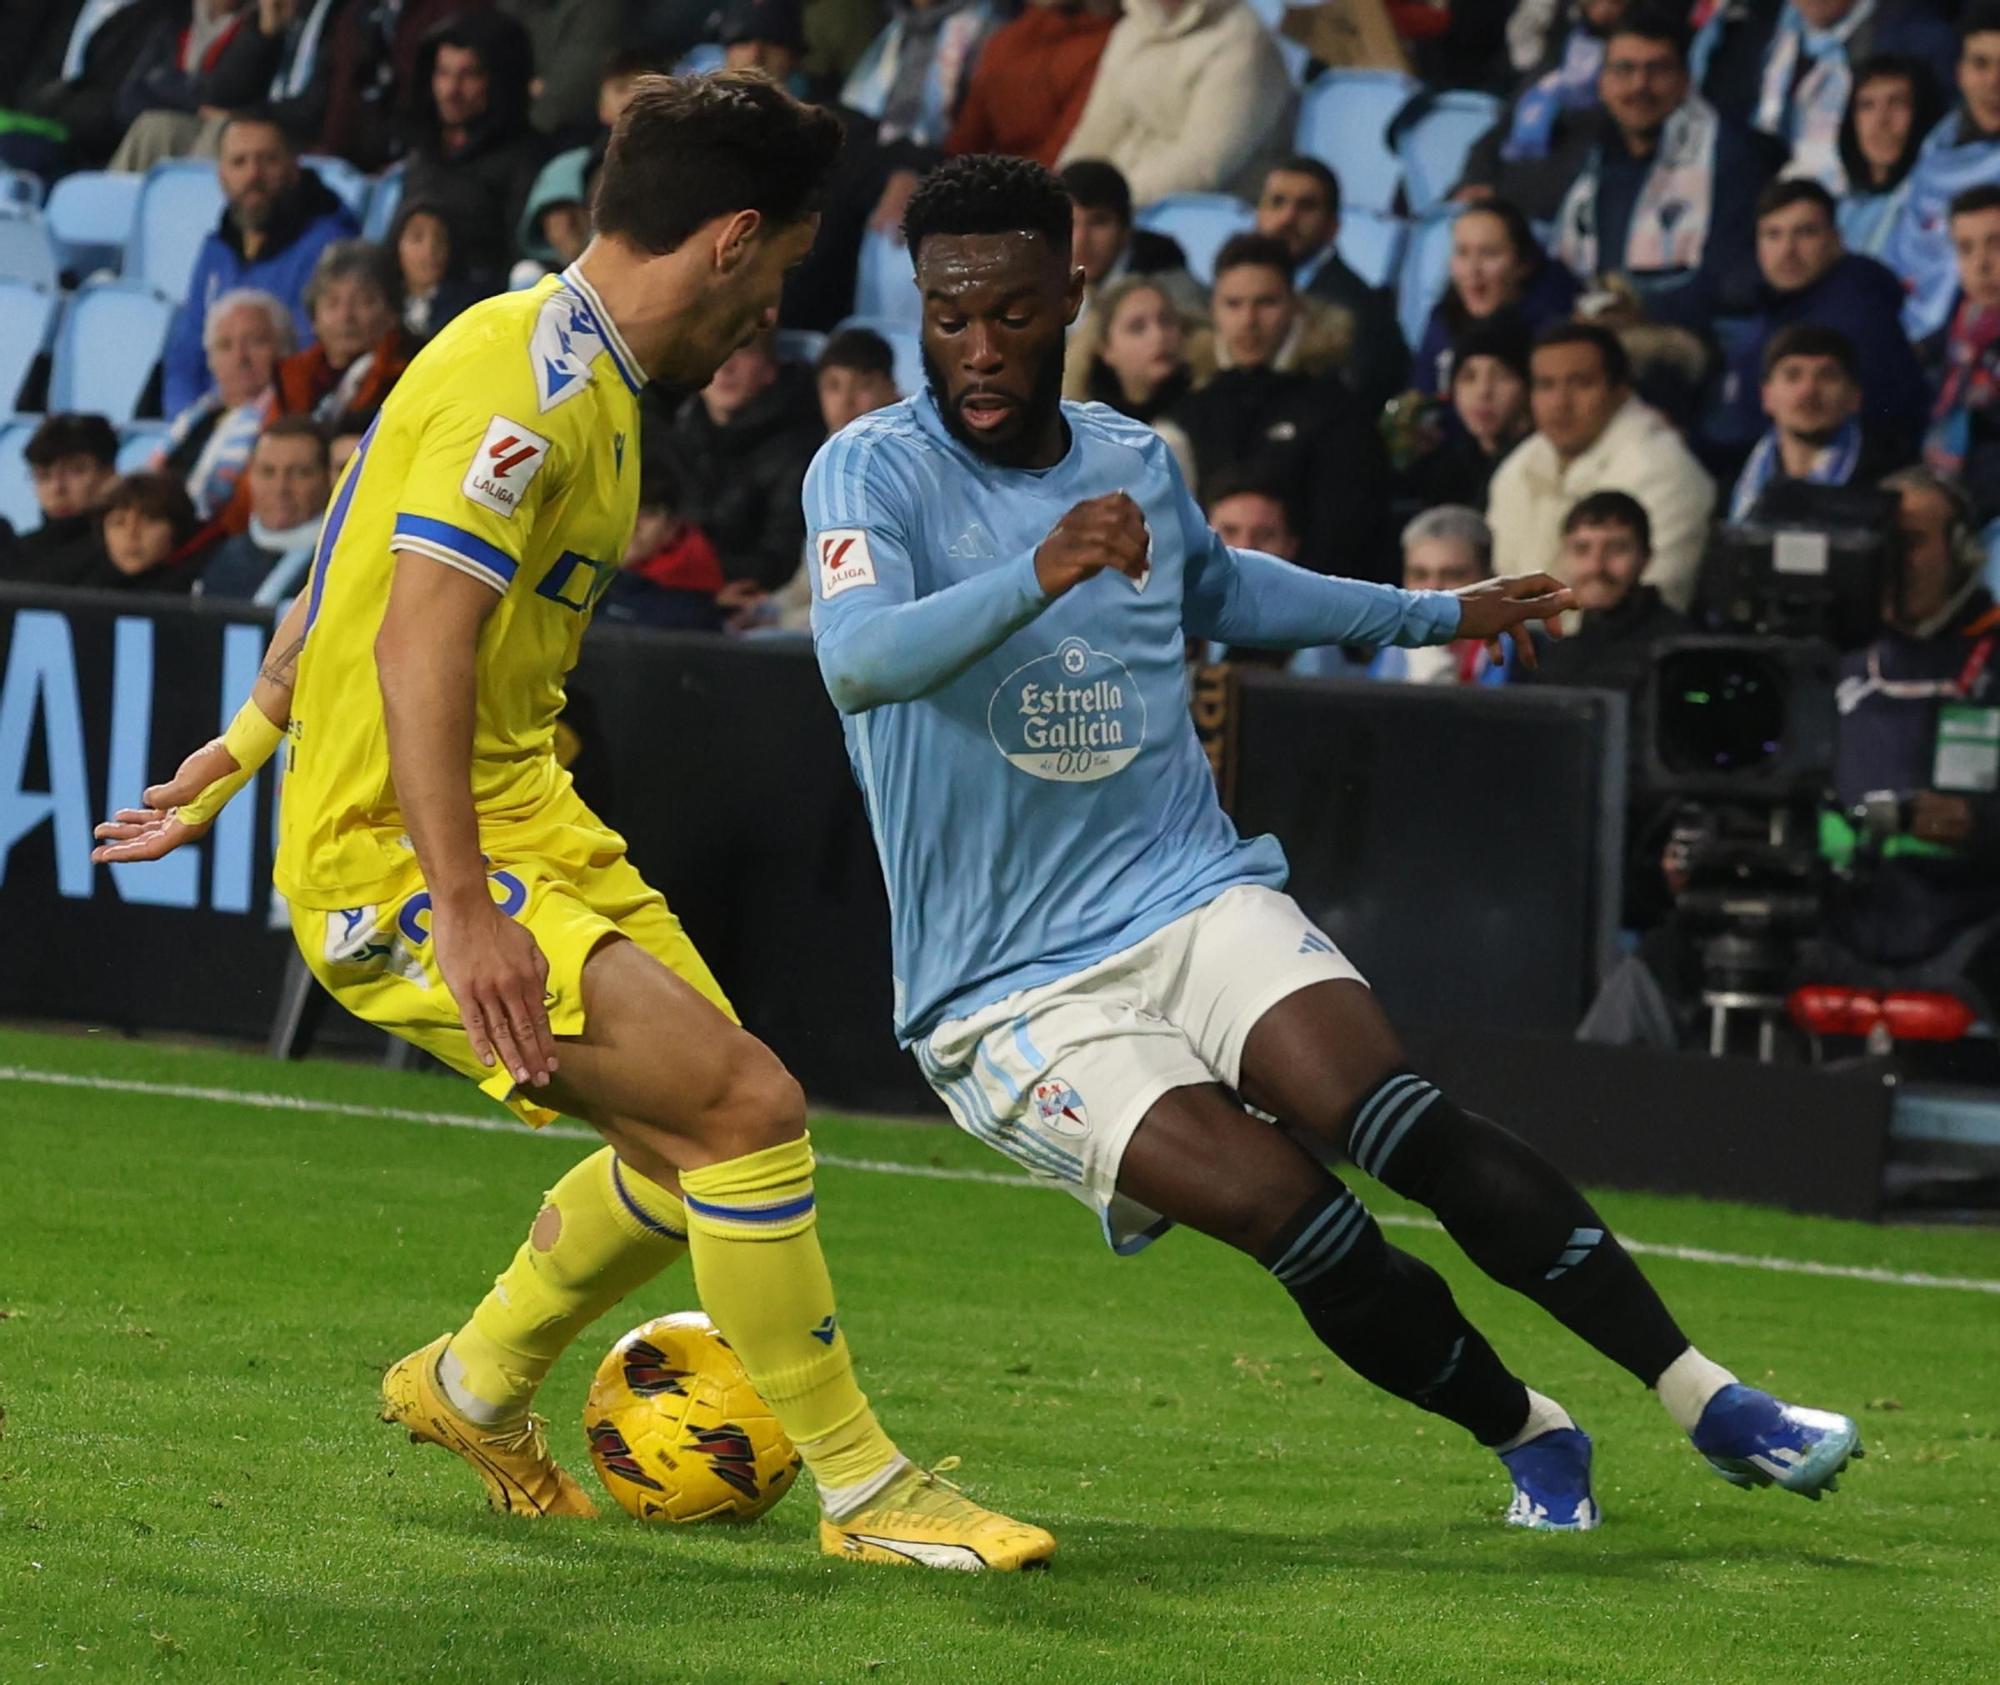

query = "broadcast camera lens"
[1654,647,1788,777]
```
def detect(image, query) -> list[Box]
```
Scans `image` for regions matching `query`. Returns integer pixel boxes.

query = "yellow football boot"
[819,1458,1055,1571]
[379,1334,597,1518]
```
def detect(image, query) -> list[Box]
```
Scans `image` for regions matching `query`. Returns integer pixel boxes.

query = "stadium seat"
[853,227,920,324]
[117,423,168,471]
[1134,192,1256,287]
[1394,91,1503,216]
[0,420,39,531]
[44,170,142,278]
[673,43,726,76]
[0,279,56,414]
[0,168,43,208]
[774,328,827,366]
[131,159,224,302]
[301,154,372,223]
[362,164,404,242]
[49,279,174,423]
[1295,70,1418,215]
[1396,206,1461,346]
[0,208,59,291]
[833,315,923,400]
[1336,207,1406,290]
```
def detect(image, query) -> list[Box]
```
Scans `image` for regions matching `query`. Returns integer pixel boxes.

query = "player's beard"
[925,334,1068,467]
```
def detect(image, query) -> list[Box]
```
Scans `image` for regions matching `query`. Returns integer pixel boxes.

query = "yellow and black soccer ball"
[583,1312,801,1523]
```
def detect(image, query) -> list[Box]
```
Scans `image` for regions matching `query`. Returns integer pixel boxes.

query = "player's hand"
[1451,572,1575,672]
[89,736,235,862]
[1034,493,1150,598]
[431,895,559,1089]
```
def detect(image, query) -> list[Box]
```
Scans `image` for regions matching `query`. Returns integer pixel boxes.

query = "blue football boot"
[1500,1426,1601,1531]
[1691,1384,1863,1500]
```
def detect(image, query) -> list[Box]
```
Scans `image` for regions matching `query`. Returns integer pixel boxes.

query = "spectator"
[1174,238,1396,581]
[1836,54,1944,257]
[197,414,330,600]
[192,0,361,163]
[1486,320,1716,607]
[651,330,824,606]
[1884,2,2000,340]
[816,327,901,434]
[1205,468,1297,561]
[1410,198,1581,396]
[0,414,121,588]
[1060,159,1202,317]
[1714,177,1930,457]
[400,10,548,286]
[73,472,206,593]
[499,0,625,137]
[946,0,1115,170]
[1731,324,1907,520]
[514,52,648,281]
[1457,0,1631,222]
[161,109,356,418]
[1062,274,1198,482]
[392,202,480,341]
[1400,320,1536,511]
[1550,7,1780,326]
[596,462,728,631]
[1690,0,1954,191]
[1253,157,1410,419]
[9,0,178,168]
[273,240,411,433]
[1191,233,1353,384]
[1921,182,2000,519]
[718,0,811,92]
[1056,0,1295,207]
[154,287,291,520]
[1528,489,1689,689]
[314,0,467,170]
[105,0,254,168]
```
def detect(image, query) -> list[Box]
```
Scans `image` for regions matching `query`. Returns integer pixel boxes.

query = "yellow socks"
[679,1133,903,1506]
[440,1148,688,1424]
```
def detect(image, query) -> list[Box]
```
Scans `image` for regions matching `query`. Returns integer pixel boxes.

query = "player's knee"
[700,1043,807,1160]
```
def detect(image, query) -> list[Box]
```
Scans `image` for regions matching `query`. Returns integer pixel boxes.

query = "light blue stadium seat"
[1394,91,1503,216]
[673,43,726,76]
[1397,206,1461,347]
[363,164,404,242]
[775,328,828,366]
[0,280,57,414]
[833,315,923,401]
[0,169,44,209]
[854,227,920,324]
[44,170,142,278]
[301,154,372,223]
[50,279,175,423]
[1134,192,1256,286]
[131,160,224,303]
[0,421,39,532]
[1336,207,1406,290]
[0,208,59,291]
[1295,70,1419,215]
[117,423,169,471]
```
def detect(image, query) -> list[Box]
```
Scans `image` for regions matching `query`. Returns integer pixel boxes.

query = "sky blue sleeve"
[1176,480,1462,650]
[806,429,1054,716]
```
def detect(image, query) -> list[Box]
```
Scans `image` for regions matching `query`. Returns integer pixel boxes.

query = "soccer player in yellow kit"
[91,72,1053,1572]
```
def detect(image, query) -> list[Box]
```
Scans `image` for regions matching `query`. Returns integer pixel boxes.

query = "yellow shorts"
[289,827,735,1129]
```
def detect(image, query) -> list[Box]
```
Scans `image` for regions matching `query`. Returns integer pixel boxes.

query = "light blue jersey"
[804,392,1462,1043]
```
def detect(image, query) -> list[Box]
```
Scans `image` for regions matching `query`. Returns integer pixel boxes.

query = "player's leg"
[1236,975,1861,1497]
[536,936,1054,1568]
[1115,1083,1600,1529]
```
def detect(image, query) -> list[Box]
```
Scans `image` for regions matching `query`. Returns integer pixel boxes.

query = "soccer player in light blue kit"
[805,156,1863,1531]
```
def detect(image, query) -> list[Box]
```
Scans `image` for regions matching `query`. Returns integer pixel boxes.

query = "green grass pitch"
[3,1024,1998,1683]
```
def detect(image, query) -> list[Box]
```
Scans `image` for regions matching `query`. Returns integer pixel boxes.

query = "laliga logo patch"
[817,527,877,598]
[1030,1079,1090,1138]
[462,415,551,518]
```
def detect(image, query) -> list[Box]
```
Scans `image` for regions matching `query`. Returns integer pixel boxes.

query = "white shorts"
[914,885,1365,1252]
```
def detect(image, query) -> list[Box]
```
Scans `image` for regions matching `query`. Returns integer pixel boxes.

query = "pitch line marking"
[6,1062,1999,1297]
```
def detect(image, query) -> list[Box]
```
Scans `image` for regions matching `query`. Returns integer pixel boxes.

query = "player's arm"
[807,440,1147,714]
[90,589,309,863]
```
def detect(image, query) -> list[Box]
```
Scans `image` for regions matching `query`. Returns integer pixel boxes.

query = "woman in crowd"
[1411,199,1579,395]
[1837,55,1943,260]
[275,240,414,435]
[1399,322,1536,512]
[392,203,481,344]
[150,287,290,519]
[1064,274,1199,482]
[74,473,205,592]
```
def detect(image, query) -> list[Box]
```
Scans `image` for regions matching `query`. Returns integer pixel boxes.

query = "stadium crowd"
[2,0,1998,1025]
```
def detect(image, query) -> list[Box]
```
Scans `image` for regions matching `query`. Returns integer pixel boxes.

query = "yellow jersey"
[274,266,644,908]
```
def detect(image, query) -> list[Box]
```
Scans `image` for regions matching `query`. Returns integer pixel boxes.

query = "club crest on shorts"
[1030,1078,1089,1137]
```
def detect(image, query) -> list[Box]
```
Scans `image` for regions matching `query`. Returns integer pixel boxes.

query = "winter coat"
[1486,394,1717,609]
[945,5,1113,169]
[497,0,622,137]
[1304,251,1409,421]
[1410,258,1580,397]
[22,0,177,165]
[1186,295,1354,387]
[161,165,357,417]
[1056,0,1295,207]
[316,0,486,170]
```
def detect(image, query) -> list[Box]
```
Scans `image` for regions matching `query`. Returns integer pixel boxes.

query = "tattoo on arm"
[259,634,307,689]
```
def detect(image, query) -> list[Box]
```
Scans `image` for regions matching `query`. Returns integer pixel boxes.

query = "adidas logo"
[946,522,998,560]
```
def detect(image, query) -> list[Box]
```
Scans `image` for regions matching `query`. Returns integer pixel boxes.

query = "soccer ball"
[583,1311,802,1523]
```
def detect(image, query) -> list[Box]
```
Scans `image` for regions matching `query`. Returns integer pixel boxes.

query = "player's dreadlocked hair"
[901,154,1073,264]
